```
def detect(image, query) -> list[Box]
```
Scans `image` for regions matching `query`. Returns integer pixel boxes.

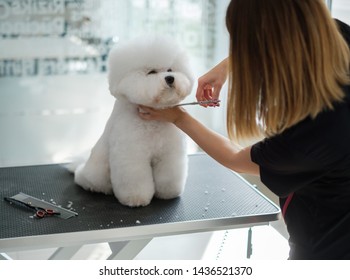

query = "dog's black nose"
[165,76,175,86]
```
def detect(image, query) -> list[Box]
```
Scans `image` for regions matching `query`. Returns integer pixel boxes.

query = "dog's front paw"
[117,195,152,207]
[80,183,113,195]
[155,187,183,200]
[75,172,113,195]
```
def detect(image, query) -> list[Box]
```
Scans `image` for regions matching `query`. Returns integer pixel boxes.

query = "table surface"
[0,154,280,252]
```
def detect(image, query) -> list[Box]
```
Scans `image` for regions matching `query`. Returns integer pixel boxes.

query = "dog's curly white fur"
[73,36,194,207]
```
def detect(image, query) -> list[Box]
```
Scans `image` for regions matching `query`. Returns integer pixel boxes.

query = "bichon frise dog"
[73,36,194,207]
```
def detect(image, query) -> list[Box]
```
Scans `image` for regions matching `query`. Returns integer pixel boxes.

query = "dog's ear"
[107,48,119,98]
[108,83,117,98]
[172,50,195,90]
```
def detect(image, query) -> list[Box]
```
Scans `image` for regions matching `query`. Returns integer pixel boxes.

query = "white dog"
[73,36,194,207]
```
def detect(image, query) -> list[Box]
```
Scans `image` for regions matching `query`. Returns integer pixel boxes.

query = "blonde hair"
[225,0,350,141]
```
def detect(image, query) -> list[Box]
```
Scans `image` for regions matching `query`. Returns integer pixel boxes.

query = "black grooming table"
[0,154,280,259]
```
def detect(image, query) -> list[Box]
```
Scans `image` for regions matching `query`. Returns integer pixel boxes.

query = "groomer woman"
[139,0,350,259]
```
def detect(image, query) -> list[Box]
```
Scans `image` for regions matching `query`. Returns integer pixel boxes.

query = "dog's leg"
[153,153,188,200]
[74,137,113,195]
[109,155,155,207]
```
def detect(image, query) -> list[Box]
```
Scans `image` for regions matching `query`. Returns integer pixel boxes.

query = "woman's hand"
[196,58,229,106]
[138,105,187,125]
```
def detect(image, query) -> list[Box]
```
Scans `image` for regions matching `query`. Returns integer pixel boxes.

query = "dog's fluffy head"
[108,36,194,108]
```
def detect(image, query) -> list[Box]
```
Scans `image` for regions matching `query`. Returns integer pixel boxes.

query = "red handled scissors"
[4,197,60,219]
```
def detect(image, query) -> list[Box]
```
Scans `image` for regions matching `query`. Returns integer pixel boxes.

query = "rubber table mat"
[0,154,280,242]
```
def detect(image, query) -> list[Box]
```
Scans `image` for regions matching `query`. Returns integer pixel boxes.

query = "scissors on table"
[4,197,60,219]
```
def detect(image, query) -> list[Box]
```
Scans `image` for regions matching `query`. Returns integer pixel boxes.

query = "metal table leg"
[108,239,152,260]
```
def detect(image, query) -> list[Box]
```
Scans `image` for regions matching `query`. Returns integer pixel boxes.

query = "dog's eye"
[167,69,172,72]
[148,70,157,75]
